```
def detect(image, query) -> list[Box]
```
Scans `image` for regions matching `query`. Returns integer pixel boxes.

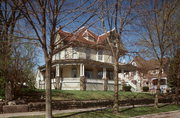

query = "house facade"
[36,27,135,91]
[121,56,168,92]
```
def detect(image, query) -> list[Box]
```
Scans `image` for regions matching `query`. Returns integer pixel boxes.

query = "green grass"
[0,89,154,101]
[51,90,154,100]
[11,104,180,118]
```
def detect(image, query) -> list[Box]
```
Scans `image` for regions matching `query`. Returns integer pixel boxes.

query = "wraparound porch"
[37,59,136,91]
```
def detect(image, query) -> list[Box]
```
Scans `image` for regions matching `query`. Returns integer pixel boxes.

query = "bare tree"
[166,4,180,104]
[13,0,97,117]
[0,0,23,101]
[136,0,179,108]
[98,0,141,113]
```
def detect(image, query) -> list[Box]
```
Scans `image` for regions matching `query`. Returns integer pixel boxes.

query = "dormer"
[82,29,96,42]
[84,36,95,42]
[132,61,137,66]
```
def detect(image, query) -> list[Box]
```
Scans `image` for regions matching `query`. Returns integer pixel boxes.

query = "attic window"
[84,36,95,42]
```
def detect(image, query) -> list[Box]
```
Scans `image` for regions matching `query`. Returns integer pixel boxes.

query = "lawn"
[11,104,180,118]
[4,89,153,101]
[51,90,154,100]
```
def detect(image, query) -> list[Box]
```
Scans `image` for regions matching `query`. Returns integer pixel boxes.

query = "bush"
[143,86,149,92]
[123,85,131,92]
[0,89,5,97]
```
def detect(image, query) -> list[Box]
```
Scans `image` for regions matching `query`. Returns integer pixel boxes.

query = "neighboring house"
[123,56,169,92]
[36,27,135,91]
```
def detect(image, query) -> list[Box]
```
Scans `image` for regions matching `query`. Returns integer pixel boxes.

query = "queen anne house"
[35,27,136,91]
[121,56,169,92]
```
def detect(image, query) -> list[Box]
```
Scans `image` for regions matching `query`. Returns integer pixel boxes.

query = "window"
[72,47,78,59]
[107,71,113,80]
[59,52,61,59]
[64,49,68,59]
[97,50,103,61]
[85,70,93,78]
[51,71,56,79]
[72,67,77,77]
[84,36,95,42]
[97,71,103,79]
[86,48,91,59]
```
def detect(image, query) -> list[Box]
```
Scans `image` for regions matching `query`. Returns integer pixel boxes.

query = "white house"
[35,27,136,91]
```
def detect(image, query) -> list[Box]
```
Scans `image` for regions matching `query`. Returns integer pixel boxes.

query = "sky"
[35,0,141,68]
[12,0,146,69]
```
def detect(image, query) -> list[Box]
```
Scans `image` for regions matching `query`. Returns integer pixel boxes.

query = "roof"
[133,56,168,70]
[132,56,169,79]
[58,27,118,47]
[39,59,136,72]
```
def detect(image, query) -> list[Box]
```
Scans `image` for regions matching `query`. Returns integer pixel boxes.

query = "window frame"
[97,50,103,61]
[72,47,78,59]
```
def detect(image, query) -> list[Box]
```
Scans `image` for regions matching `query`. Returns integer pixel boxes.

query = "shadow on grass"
[54,107,138,118]
[158,104,169,108]
[120,107,135,113]
[53,108,108,118]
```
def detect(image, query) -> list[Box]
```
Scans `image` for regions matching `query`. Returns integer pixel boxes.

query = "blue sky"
[30,0,142,68]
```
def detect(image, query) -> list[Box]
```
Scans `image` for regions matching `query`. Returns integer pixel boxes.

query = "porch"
[37,59,136,91]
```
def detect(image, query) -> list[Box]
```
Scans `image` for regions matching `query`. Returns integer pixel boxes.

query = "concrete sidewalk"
[0,104,178,118]
[0,107,106,118]
[131,110,180,118]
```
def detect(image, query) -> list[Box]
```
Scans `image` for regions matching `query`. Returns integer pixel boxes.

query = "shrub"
[0,89,4,97]
[123,85,131,92]
[143,86,149,92]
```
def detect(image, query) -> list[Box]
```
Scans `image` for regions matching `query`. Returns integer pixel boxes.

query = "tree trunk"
[5,81,13,101]
[60,77,63,90]
[80,76,86,91]
[175,75,180,104]
[56,77,60,89]
[113,61,119,113]
[103,77,108,91]
[59,70,63,90]
[154,66,162,108]
[45,60,52,118]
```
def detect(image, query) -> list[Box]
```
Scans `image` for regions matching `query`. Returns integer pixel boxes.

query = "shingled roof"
[133,56,168,70]
[58,27,115,46]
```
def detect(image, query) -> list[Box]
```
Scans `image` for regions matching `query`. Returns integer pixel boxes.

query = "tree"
[13,0,97,117]
[11,41,38,92]
[136,0,179,108]
[167,50,180,104]
[0,0,23,101]
[166,1,180,104]
[98,0,141,113]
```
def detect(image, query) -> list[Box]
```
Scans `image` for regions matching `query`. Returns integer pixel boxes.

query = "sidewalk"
[0,104,178,118]
[131,110,180,118]
[0,107,106,118]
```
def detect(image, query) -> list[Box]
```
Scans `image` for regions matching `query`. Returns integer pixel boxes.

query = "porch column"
[121,69,124,81]
[103,67,108,91]
[80,64,86,91]
[80,64,84,76]
[55,64,61,89]
[121,69,125,90]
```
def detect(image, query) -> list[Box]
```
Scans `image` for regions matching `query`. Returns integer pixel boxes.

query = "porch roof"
[39,59,136,72]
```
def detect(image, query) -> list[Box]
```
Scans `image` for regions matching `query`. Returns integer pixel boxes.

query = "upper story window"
[72,47,78,59]
[86,48,91,59]
[59,52,61,59]
[97,50,103,61]
[84,36,95,42]
[150,69,158,75]
[64,49,69,59]
[132,62,137,66]
[82,29,96,42]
